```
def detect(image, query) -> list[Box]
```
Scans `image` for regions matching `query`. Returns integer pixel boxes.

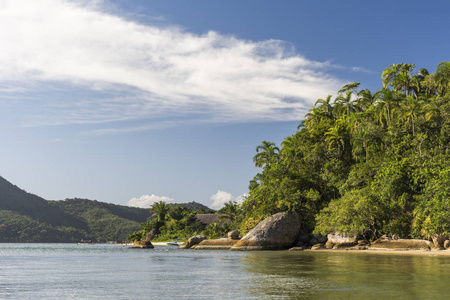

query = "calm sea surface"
[1,243,449,299]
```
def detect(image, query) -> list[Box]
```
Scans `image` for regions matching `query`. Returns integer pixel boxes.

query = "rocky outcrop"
[230,212,301,251]
[370,238,432,250]
[192,238,239,250]
[131,240,154,249]
[179,235,207,249]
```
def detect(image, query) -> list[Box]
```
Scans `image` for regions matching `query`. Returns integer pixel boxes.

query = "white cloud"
[0,0,344,131]
[351,66,372,73]
[210,190,247,209]
[127,194,174,208]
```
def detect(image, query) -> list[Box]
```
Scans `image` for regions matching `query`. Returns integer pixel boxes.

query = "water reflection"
[241,251,450,299]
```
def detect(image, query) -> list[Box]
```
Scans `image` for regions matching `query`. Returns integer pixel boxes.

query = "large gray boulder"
[230,212,301,251]
[179,235,207,249]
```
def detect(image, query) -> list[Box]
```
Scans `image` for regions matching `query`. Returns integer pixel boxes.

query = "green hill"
[0,176,152,242]
[0,176,213,242]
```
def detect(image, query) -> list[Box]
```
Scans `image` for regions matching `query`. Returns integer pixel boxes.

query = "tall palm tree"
[253,141,280,168]
[382,64,400,90]
[376,89,403,127]
[150,201,170,221]
[399,96,422,136]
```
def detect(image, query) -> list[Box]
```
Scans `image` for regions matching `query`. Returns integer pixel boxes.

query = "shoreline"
[303,248,450,256]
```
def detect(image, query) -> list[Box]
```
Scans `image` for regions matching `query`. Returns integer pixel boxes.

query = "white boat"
[166,241,182,246]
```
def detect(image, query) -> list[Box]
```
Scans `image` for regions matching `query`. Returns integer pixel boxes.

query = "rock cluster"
[131,239,154,249]
[180,212,450,252]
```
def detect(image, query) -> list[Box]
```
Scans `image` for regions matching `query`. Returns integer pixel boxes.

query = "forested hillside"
[241,62,450,241]
[0,176,150,242]
[0,175,214,242]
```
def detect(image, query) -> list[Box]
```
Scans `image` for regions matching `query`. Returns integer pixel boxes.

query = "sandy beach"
[306,248,450,256]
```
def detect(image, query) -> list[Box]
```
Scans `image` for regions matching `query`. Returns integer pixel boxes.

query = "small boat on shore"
[77,240,95,245]
[166,240,182,246]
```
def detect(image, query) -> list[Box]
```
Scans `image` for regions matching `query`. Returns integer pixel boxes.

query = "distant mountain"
[0,176,152,242]
[0,176,213,243]
[173,201,215,213]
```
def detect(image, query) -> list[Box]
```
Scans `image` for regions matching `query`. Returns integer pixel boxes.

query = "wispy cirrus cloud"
[0,0,344,132]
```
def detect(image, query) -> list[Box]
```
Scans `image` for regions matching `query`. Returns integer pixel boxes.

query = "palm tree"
[150,201,170,221]
[382,64,400,90]
[253,140,280,168]
[314,94,334,118]
[334,91,356,118]
[280,135,302,165]
[325,119,350,156]
[338,82,361,95]
[376,89,403,127]
[218,200,239,223]
[357,89,380,111]
[399,96,422,136]
[382,63,415,92]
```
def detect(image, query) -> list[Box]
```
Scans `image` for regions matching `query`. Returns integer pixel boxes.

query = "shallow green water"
[0,243,449,299]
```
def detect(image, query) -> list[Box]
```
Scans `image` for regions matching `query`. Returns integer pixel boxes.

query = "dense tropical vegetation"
[240,61,450,241]
[127,200,238,241]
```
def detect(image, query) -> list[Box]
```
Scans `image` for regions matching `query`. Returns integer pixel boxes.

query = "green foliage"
[127,202,213,242]
[241,61,450,240]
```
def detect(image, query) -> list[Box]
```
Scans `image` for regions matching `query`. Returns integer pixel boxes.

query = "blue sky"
[0,0,448,209]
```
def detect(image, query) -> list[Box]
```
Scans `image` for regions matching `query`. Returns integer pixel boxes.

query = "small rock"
[228,230,240,240]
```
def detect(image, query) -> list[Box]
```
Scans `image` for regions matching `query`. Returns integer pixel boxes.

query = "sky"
[0,0,448,209]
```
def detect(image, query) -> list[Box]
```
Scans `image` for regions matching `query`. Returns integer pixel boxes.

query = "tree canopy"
[240,61,450,240]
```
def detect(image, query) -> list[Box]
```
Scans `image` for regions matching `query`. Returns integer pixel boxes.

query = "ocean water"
[1,243,450,299]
